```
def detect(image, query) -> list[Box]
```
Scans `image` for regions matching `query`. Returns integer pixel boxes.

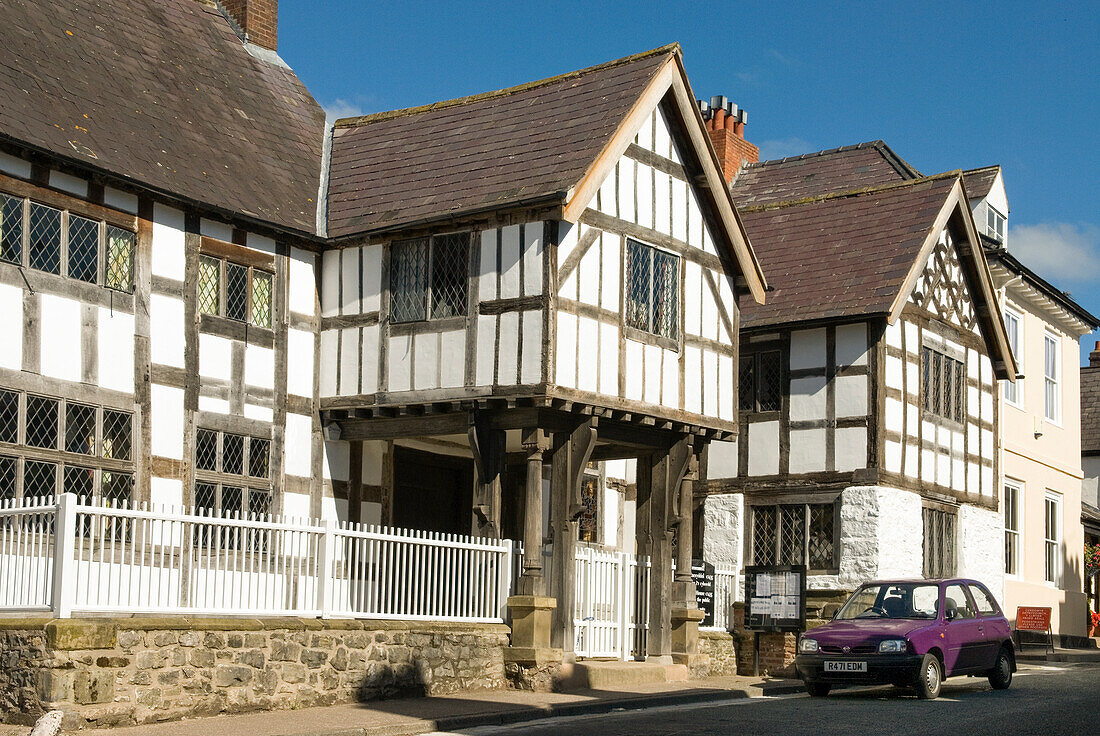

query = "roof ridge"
[747,140,886,167]
[333,44,680,129]
[739,170,961,213]
[963,164,1000,175]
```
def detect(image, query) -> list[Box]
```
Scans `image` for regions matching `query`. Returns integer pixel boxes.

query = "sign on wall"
[692,559,716,627]
[744,565,807,632]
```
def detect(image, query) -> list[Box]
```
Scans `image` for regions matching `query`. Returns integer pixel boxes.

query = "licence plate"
[824,661,868,673]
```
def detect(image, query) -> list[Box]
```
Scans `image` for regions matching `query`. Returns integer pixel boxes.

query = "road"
[448,663,1096,736]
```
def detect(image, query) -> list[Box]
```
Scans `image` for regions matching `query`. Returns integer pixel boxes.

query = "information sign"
[744,565,806,632]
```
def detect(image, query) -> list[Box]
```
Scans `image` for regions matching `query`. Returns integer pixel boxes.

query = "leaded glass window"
[63,465,94,501]
[625,239,679,340]
[28,203,61,274]
[753,501,838,571]
[226,262,249,322]
[198,256,221,315]
[23,460,56,500]
[196,429,218,471]
[102,410,132,460]
[389,233,469,323]
[430,233,469,319]
[922,346,964,423]
[25,395,59,449]
[740,351,782,413]
[923,506,957,578]
[251,270,272,328]
[65,403,96,455]
[0,389,17,444]
[105,226,134,292]
[389,238,430,322]
[1,194,23,264]
[249,437,270,479]
[67,214,99,283]
[222,433,245,475]
[0,455,16,501]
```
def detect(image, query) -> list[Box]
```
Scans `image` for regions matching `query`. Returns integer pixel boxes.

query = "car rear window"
[969,584,999,615]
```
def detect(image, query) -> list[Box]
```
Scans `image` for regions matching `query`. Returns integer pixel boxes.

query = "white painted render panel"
[288,248,316,317]
[653,171,670,235]
[597,163,617,216]
[635,162,653,231]
[283,413,313,478]
[151,204,186,281]
[200,218,233,242]
[703,350,718,416]
[618,158,636,224]
[790,328,826,369]
[904,321,919,353]
[49,170,87,198]
[150,384,184,460]
[341,248,360,315]
[885,355,903,389]
[476,315,496,386]
[577,239,600,306]
[636,113,654,151]
[360,325,379,394]
[701,283,718,342]
[967,385,980,418]
[318,330,338,397]
[324,441,349,482]
[198,333,232,381]
[600,233,620,312]
[875,487,924,580]
[835,323,868,366]
[198,396,229,414]
[958,504,1004,603]
[500,225,521,300]
[498,312,520,385]
[885,320,902,349]
[39,294,80,382]
[246,232,276,255]
[412,332,439,390]
[478,229,498,302]
[834,374,868,417]
[0,151,31,178]
[387,334,412,392]
[835,426,867,472]
[556,311,577,389]
[523,223,543,297]
[282,492,310,520]
[361,245,382,313]
[338,328,359,395]
[362,442,386,485]
[672,179,687,244]
[643,343,661,404]
[717,353,732,420]
[906,404,919,437]
[747,421,780,476]
[937,450,950,485]
[244,404,274,423]
[885,440,902,473]
[103,187,138,215]
[97,308,134,393]
[905,442,919,478]
[790,428,826,473]
[906,361,919,396]
[653,108,671,158]
[245,344,275,390]
[287,328,315,398]
[320,250,339,318]
[149,294,184,368]
[666,348,683,410]
[718,277,735,345]
[598,322,618,395]
[625,340,643,401]
[684,261,701,336]
[0,284,21,370]
[885,397,903,434]
[702,493,743,570]
[790,376,827,422]
[577,316,599,392]
[520,311,542,385]
[557,223,577,273]
[684,346,701,414]
[150,478,183,509]
[921,448,935,483]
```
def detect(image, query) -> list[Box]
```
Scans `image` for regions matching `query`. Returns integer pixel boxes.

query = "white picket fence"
[573,543,651,660]
[702,568,742,632]
[0,494,517,623]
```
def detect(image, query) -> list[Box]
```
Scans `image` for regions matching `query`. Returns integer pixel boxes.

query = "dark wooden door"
[393,447,473,534]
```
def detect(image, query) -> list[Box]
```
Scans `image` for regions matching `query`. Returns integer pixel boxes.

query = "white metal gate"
[573,544,650,659]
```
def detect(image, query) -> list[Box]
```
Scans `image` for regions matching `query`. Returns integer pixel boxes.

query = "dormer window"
[389,232,469,323]
[986,206,1006,242]
[625,238,679,340]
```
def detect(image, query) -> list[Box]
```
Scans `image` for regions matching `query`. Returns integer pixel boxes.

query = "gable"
[908,228,979,335]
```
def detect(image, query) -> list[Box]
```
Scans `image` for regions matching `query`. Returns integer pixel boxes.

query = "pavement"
[0,674,804,736]
[1015,645,1100,663]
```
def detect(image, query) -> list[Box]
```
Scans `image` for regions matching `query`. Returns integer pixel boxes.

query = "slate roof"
[326,46,675,238]
[1081,366,1100,455]
[737,174,958,328]
[730,141,921,208]
[962,166,1000,201]
[0,0,326,234]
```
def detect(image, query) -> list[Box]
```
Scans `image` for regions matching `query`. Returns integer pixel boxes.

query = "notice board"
[692,559,716,627]
[744,565,807,632]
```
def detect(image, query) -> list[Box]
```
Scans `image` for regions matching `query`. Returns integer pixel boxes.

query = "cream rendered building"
[972,166,1099,640]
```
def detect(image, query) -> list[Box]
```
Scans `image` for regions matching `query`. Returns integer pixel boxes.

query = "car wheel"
[988,647,1012,690]
[805,682,831,697]
[916,654,942,700]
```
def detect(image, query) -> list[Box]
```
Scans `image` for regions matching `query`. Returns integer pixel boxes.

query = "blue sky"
[280,1,1099,362]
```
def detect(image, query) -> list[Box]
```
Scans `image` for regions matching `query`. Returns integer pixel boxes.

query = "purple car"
[794,579,1015,699]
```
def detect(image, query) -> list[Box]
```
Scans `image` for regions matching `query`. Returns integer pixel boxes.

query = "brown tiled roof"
[730,141,921,208]
[0,0,326,234]
[962,166,1000,201]
[1081,366,1100,455]
[326,47,675,238]
[738,175,958,328]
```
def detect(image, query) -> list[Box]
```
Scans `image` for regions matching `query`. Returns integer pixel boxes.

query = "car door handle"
[978,626,984,632]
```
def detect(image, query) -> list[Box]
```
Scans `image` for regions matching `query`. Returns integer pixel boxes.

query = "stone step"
[558,660,689,690]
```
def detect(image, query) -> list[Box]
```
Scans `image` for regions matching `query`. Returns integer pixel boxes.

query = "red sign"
[1016,606,1052,631]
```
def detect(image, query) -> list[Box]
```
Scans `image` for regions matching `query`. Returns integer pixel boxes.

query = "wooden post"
[549,417,597,653]
[469,412,506,538]
[51,493,77,618]
[673,451,698,604]
[646,436,692,663]
[517,428,549,596]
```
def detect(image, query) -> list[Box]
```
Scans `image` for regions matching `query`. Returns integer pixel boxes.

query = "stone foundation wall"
[730,591,848,677]
[0,617,509,729]
[697,631,737,676]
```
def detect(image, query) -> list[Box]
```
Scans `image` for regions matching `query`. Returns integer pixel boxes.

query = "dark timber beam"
[468,411,506,537]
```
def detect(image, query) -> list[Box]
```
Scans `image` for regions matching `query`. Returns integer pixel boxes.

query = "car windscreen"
[835,583,940,620]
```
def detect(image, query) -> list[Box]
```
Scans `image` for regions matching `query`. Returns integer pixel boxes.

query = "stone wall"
[0,617,509,729]
[729,591,847,677]
[697,631,737,676]
[958,503,1005,604]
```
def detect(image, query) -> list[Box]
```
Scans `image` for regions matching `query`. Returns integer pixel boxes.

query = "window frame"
[921,344,966,425]
[1043,330,1060,424]
[1003,479,1021,577]
[192,428,273,521]
[922,505,957,578]
[739,349,783,414]
[748,499,840,574]
[623,237,680,344]
[388,231,470,324]
[1044,490,1063,586]
[986,205,1006,242]
[0,190,135,292]
[1001,306,1022,407]
[197,254,274,329]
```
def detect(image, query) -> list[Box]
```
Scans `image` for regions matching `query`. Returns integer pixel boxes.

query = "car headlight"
[798,638,819,654]
[878,639,907,653]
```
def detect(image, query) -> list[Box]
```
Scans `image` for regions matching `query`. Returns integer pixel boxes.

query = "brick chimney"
[698,96,759,184]
[1090,341,1100,368]
[221,0,278,50]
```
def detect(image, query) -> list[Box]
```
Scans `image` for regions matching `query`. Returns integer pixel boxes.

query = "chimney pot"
[1090,341,1100,368]
[697,95,759,184]
[713,107,726,129]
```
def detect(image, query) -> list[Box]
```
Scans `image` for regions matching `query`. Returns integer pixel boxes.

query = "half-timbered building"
[700,142,1017,602]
